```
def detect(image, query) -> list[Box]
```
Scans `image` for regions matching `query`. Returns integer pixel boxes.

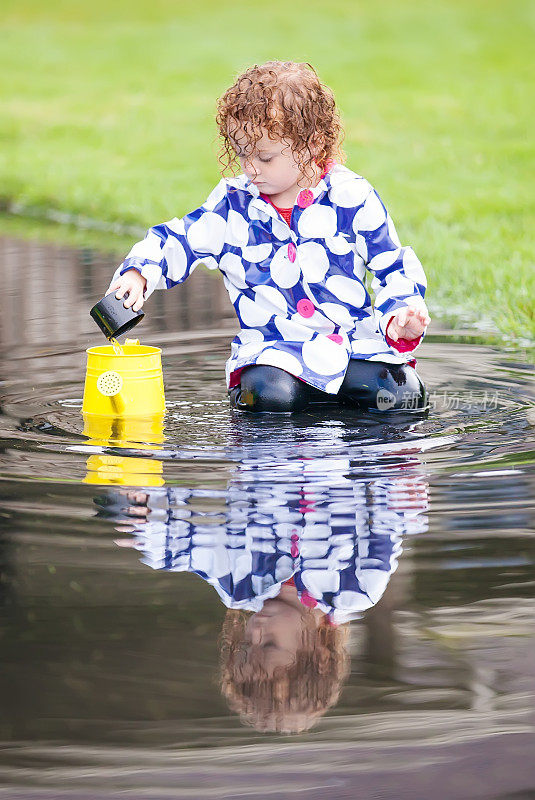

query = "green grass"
[1,0,533,338]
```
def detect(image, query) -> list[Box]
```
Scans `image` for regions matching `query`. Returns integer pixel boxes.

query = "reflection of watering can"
[82,340,165,416]
[82,413,165,486]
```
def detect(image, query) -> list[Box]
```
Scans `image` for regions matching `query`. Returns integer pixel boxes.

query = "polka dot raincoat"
[112,163,427,393]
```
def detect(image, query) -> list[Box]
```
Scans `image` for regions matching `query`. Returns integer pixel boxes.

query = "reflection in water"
[98,433,428,733]
[1,237,534,795]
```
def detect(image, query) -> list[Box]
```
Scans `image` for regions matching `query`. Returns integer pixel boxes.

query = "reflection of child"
[107,60,429,413]
[220,580,349,734]
[106,466,428,732]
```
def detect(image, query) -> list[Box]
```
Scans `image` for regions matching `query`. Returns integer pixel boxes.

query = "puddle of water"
[0,238,534,799]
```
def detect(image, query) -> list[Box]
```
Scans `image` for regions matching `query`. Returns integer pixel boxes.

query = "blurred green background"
[0,0,533,337]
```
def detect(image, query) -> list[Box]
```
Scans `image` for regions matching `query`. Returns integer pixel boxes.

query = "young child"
[107,60,430,413]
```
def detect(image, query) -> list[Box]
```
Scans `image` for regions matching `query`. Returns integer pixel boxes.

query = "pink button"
[297,298,315,318]
[297,189,314,209]
[327,333,343,344]
[287,242,297,263]
[290,544,299,558]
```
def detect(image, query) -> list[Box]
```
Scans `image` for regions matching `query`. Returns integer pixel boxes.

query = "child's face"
[243,597,307,674]
[229,126,320,206]
[240,585,324,676]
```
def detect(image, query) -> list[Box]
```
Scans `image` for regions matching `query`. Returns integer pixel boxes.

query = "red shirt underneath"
[273,205,293,226]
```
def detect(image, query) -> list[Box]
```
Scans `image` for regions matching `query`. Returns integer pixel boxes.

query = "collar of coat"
[226,165,338,224]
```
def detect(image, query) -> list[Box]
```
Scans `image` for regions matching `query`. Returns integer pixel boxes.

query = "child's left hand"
[388,306,431,342]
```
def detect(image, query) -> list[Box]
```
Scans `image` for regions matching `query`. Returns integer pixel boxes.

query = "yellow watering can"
[82,293,166,485]
[82,339,165,417]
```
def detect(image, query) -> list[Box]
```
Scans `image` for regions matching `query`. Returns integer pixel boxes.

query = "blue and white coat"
[119,471,428,625]
[112,164,427,393]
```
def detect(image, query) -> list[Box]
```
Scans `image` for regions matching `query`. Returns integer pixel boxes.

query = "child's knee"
[230,365,309,412]
[340,360,427,411]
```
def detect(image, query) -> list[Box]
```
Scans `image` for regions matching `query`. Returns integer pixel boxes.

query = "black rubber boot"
[229,365,311,413]
[229,361,427,414]
[338,360,427,411]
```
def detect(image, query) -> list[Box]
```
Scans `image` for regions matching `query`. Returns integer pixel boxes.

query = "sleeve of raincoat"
[354,187,428,346]
[109,179,230,299]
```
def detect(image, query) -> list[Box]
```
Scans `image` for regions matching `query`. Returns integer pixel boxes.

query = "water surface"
[0,238,534,799]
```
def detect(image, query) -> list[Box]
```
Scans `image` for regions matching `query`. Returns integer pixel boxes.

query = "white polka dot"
[222,273,240,303]
[387,214,402,246]
[187,212,226,255]
[298,205,338,239]
[333,590,371,611]
[325,235,352,255]
[290,310,335,335]
[224,209,250,247]
[328,165,360,186]
[329,177,369,208]
[356,316,380,336]
[237,340,263,358]
[368,248,402,271]
[302,336,348,375]
[318,302,355,330]
[325,275,366,308]
[191,256,217,271]
[242,242,272,263]
[384,274,418,296]
[351,337,389,354]
[353,191,387,232]
[140,263,164,291]
[238,327,265,344]
[162,239,188,281]
[247,201,270,222]
[270,244,300,288]
[402,249,426,284]
[238,294,274,326]
[271,218,291,241]
[253,284,288,317]
[368,352,404,363]
[355,234,368,261]
[274,555,294,581]
[353,254,366,280]
[405,294,427,312]
[202,179,227,211]
[252,574,275,594]
[325,376,344,394]
[165,217,186,236]
[274,316,314,342]
[301,569,340,594]
[298,241,330,283]
[358,570,390,603]
[220,252,248,288]
[256,348,303,376]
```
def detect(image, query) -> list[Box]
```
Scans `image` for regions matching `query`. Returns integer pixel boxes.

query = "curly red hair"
[216,60,346,181]
[218,608,350,734]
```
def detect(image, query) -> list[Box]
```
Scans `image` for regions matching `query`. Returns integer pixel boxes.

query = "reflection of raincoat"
[111,164,427,393]
[125,466,428,624]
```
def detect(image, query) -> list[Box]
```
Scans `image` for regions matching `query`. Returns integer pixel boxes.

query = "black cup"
[90,292,144,339]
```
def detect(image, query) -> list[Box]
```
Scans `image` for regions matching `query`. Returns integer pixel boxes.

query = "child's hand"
[107,269,147,312]
[388,306,431,342]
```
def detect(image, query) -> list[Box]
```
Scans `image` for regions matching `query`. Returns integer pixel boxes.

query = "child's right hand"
[106,269,147,312]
